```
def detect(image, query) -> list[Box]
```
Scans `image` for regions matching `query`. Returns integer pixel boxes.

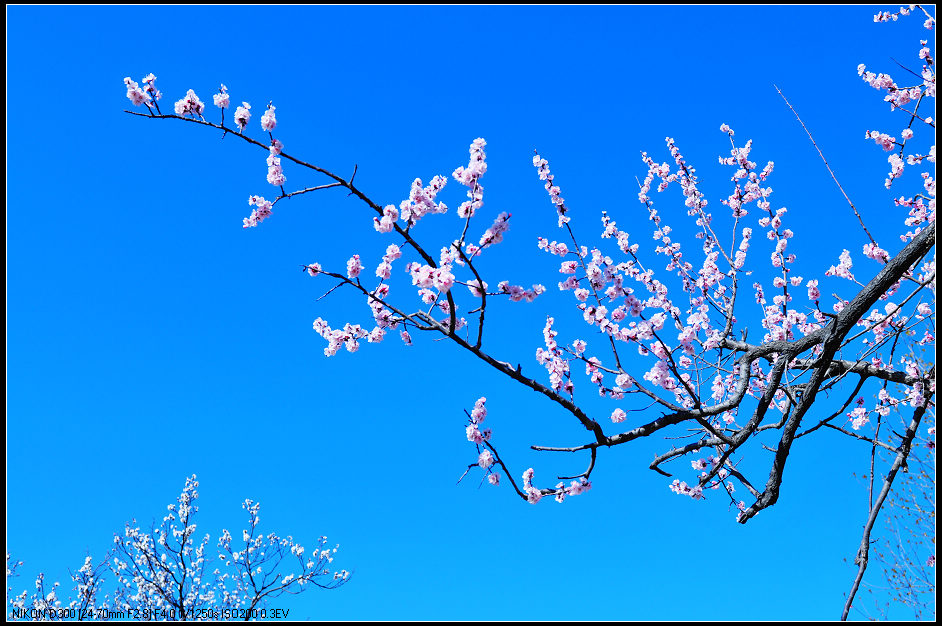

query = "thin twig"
[774,85,877,246]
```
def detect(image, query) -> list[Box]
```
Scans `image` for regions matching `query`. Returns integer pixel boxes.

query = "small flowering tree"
[122,5,934,618]
[7,476,348,621]
[861,419,936,619]
[853,343,936,620]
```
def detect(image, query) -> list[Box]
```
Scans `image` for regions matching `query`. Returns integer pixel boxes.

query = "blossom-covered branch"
[121,9,934,528]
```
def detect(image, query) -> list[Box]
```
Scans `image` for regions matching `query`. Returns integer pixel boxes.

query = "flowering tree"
[7,476,348,621]
[852,342,936,620]
[859,411,936,619]
[122,5,934,619]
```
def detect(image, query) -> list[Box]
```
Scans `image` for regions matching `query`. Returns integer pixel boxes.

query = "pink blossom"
[124,77,150,106]
[373,205,400,233]
[267,149,286,186]
[467,278,488,297]
[825,250,855,280]
[453,138,487,217]
[471,397,487,423]
[522,468,535,489]
[615,373,634,388]
[243,195,273,228]
[538,239,570,256]
[174,89,205,117]
[368,327,386,343]
[213,84,229,109]
[848,397,870,430]
[865,130,896,151]
[565,478,591,497]
[346,255,362,279]
[610,408,626,423]
[479,212,511,250]
[433,266,455,293]
[807,279,820,301]
[382,244,402,264]
[533,154,570,226]
[400,177,448,225]
[261,104,277,132]
[234,102,251,132]
[498,282,545,302]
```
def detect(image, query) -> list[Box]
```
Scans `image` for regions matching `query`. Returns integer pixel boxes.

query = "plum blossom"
[346,255,362,279]
[400,177,448,226]
[471,397,487,423]
[213,84,230,109]
[373,205,400,233]
[863,242,890,263]
[467,278,488,297]
[174,89,205,118]
[498,281,545,302]
[266,147,286,187]
[453,138,487,217]
[533,154,570,226]
[261,104,277,132]
[124,76,152,107]
[825,250,855,280]
[807,279,820,301]
[479,212,511,250]
[243,195,273,228]
[234,102,251,132]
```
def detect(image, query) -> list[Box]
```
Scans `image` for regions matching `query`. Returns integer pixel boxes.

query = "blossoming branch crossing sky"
[9,4,936,620]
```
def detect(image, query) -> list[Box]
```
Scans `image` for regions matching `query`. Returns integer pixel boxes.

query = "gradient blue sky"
[7,5,935,621]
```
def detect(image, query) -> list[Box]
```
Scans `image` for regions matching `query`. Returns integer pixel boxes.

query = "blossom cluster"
[453,138,487,218]
[124,73,160,108]
[267,138,286,187]
[519,466,591,505]
[523,56,933,506]
[459,397,501,486]
[234,102,251,131]
[243,195,273,229]
[174,89,205,118]
[127,81,294,222]
[213,84,229,109]
[532,154,570,227]
[400,177,448,226]
[313,316,373,355]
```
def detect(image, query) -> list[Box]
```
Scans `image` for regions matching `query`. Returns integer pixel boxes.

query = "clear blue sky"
[7,5,935,621]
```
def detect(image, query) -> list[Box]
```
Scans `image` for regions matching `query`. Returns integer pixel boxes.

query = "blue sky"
[7,4,935,621]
